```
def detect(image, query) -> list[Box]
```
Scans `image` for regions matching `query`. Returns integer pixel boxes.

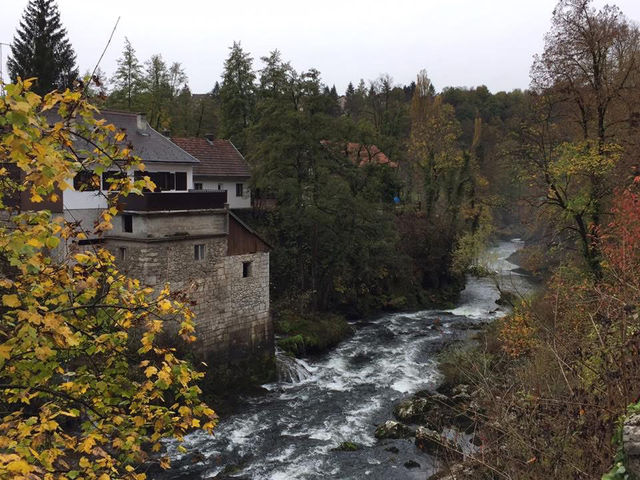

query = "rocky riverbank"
[370,321,489,479]
[369,248,534,479]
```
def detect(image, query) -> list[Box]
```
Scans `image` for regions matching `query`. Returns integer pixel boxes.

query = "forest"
[2,0,640,478]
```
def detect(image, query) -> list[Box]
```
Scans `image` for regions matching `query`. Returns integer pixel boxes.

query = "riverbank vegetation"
[424,0,640,477]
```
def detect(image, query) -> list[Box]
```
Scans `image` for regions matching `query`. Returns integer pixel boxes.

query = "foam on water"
[161,240,534,480]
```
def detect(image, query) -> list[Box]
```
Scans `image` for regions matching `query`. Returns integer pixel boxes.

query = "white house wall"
[194,178,251,209]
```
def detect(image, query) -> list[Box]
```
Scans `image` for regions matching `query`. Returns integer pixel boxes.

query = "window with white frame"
[194,244,205,261]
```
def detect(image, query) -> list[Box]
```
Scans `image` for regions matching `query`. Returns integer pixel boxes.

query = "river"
[160,239,534,480]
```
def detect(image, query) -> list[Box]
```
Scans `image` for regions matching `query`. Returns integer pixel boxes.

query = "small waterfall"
[276,349,315,383]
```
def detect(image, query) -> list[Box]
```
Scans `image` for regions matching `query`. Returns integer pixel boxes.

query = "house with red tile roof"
[320,141,397,168]
[171,135,252,209]
[343,142,397,168]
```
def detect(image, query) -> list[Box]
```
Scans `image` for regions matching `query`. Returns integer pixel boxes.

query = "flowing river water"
[160,240,534,480]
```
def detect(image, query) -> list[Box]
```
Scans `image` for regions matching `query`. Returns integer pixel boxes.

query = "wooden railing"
[116,191,227,212]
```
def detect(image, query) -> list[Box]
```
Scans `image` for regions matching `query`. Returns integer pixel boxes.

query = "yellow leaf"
[80,436,95,454]
[144,366,158,378]
[158,299,172,312]
[7,459,32,473]
[2,294,21,308]
[0,344,10,360]
[27,238,43,248]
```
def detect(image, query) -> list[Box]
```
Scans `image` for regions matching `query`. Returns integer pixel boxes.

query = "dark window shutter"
[175,172,187,191]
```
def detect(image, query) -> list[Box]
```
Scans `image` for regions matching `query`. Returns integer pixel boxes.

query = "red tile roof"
[345,142,397,168]
[171,138,251,178]
[321,141,397,168]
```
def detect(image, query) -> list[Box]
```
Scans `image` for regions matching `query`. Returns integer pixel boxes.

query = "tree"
[409,71,462,220]
[219,42,256,152]
[526,0,640,276]
[109,38,144,110]
[249,55,404,315]
[532,0,640,147]
[0,79,216,479]
[142,54,171,129]
[7,0,78,95]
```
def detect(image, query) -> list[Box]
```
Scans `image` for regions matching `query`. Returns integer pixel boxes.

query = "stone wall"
[104,213,272,370]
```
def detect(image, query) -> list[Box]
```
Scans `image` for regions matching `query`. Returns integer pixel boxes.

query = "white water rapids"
[160,240,533,480]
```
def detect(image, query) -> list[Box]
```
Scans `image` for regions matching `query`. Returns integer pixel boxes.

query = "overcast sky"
[2,0,640,95]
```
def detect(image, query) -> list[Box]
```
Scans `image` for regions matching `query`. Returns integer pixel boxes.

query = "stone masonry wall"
[104,231,272,367]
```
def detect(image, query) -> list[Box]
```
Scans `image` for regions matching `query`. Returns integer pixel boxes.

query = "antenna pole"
[0,42,10,94]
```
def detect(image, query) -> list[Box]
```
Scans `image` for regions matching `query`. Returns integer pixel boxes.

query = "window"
[118,247,127,261]
[175,172,187,191]
[123,215,133,233]
[194,182,203,190]
[242,261,252,278]
[194,244,205,261]
[73,170,100,191]
[218,183,223,191]
[236,183,244,197]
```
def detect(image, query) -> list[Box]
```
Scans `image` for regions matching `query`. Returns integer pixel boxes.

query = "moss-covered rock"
[374,420,414,439]
[332,441,361,451]
[275,311,353,356]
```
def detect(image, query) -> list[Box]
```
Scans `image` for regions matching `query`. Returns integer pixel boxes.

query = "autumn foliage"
[0,79,216,479]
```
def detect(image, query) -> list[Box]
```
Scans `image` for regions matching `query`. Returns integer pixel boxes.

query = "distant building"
[321,141,397,168]
[341,142,397,168]
[171,135,252,210]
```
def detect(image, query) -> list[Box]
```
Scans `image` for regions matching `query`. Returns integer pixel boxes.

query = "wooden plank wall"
[227,216,269,255]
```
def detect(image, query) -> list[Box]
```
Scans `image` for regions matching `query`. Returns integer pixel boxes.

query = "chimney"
[136,113,148,134]
[204,133,215,144]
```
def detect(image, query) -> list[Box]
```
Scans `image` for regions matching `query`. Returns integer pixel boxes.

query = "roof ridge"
[98,109,138,117]
[145,124,201,164]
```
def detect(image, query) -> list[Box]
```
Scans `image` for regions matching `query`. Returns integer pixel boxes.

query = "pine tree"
[142,54,170,129]
[7,0,78,95]
[345,82,355,98]
[220,42,256,152]
[109,37,143,110]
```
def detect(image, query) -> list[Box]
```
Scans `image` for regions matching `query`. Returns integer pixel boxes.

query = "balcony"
[115,190,227,212]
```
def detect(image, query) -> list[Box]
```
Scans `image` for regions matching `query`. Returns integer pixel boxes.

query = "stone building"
[63,110,273,373]
[104,193,272,368]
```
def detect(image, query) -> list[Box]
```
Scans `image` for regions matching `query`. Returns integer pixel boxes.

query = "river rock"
[428,463,476,479]
[394,392,451,426]
[415,427,463,460]
[404,460,421,469]
[414,426,444,454]
[623,413,640,477]
[374,420,414,439]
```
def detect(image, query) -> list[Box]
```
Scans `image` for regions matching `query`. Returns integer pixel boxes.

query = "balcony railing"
[116,191,227,212]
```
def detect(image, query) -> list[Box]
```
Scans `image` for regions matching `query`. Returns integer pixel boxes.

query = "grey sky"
[2,0,640,95]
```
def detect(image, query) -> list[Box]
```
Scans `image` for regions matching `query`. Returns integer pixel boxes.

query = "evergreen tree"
[109,37,144,110]
[249,57,403,315]
[220,42,256,152]
[7,0,78,95]
[345,82,355,98]
[142,54,171,129]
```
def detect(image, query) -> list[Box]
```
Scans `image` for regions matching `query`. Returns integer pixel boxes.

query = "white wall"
[193,178,251,209]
